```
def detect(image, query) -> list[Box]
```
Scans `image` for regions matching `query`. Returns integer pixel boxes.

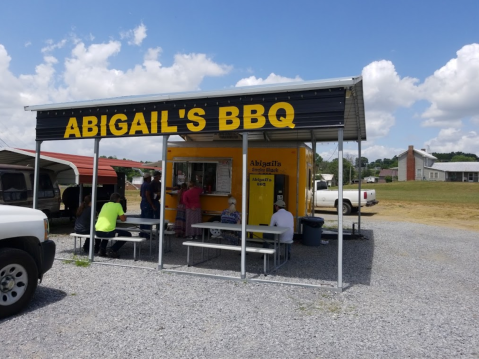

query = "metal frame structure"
[25,76,367,291]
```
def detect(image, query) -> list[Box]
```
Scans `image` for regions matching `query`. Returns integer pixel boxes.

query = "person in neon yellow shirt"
[95,192,131,258]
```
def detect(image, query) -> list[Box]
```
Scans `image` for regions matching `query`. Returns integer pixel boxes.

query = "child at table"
[220,197,241,245]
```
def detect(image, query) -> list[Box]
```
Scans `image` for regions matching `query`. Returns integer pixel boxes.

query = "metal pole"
[241,133,248,279]
[89,138,101,262]
[33,141,42,209]
[158,135,169,270]
[337,128,344,290]
[357,140,362,234]
[311,138,316,217]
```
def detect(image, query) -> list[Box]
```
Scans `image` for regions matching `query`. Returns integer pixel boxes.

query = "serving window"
[172,158,232,194]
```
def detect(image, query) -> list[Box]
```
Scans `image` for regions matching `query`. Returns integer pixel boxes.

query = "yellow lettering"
[151,111,158,134]
[161,110,178,133]
[218,106,240,131]
[129,112,149,135]
[100,115,107,137]
[268,102,295,129]
[109,114,128,136]
[186,108,206,132]
[63,117,81,138]
[82,116,98,137]
[243,104,266,129]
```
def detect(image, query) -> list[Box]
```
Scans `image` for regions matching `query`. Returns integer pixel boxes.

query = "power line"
[0,137,10,147]
[324,144,338,162]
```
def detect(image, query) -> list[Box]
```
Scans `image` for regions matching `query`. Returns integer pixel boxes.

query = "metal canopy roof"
[0,148,159,185]
[25,76,366,143]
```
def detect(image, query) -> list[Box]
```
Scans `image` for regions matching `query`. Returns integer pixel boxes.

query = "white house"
[398,145,479,182]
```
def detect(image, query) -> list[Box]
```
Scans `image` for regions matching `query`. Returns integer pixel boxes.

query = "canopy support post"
[158,135,169,270]
[241,133,248,280]
[88,138,101,262]
[33,140,42,210]
[337,128,344,290]
[311,135,317,217]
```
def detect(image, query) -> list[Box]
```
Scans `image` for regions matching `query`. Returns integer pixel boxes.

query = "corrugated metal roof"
[25,76,367,143]
[0,148,160,185]
[429,162,479,172]
[398,148,437,160]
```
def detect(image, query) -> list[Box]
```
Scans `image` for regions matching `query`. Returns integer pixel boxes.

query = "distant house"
[397,145,479,182]
[378,168,398,183]
[364,176,378,183]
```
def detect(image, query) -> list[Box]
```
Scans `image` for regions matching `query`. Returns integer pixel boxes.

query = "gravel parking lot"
[1,218,478,358]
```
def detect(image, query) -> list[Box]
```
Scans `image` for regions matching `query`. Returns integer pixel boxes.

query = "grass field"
[341,181,479,232]
[124,182,479,232]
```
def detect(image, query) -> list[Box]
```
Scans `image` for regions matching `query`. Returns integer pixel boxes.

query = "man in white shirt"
[268,199,294,260]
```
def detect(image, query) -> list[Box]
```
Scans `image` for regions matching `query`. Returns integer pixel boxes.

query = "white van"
[0,164,61,219]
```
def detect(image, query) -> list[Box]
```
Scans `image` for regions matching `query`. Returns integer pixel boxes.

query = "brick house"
[398,145,479,182]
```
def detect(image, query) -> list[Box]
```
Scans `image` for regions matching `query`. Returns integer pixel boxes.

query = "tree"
[450,155,475,162]
[314,153,324,173]
[325,158,355,185]
[355,156,369,168]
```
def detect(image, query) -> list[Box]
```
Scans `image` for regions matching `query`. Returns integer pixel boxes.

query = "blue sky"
[0,0,478,162]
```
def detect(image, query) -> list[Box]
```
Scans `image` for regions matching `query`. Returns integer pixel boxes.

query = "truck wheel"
[342,202,352,215]
[0,248,39,319]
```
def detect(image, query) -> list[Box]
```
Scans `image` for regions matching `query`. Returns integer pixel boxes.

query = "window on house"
[429,172,433,179]
[417,168,422,178]
[1,173,27,202]
[435,172,438,179]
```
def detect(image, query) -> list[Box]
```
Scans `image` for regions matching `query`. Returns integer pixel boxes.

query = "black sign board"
[36,87,345,141]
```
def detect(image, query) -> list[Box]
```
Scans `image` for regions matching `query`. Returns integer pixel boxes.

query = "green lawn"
[340,181,479,206]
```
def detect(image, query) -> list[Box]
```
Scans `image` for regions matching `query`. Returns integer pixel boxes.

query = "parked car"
[0,164,61,219]
[0,204,55,318]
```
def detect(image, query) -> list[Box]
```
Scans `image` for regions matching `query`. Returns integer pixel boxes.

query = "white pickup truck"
[0,205,56,318]
[314,180,378,215]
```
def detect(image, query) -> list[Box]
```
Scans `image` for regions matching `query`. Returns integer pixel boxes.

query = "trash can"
[301,217,324,246]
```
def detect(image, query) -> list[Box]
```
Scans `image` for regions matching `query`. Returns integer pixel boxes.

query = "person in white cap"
[220,197,241,245]
[268,199,294,259]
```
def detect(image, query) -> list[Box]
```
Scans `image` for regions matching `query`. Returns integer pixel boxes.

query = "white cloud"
[362,60,420,140]
[356,144,405,161]
[41,39,67,53]
[420,43,479,126]
[121,23,147,46]
[235,73,302,87]
[424,128,479,155]
[0,36,232,161]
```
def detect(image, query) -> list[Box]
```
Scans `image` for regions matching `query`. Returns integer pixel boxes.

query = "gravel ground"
[1,218,478,358]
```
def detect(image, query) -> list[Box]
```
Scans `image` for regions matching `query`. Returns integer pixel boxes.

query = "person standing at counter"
[183,180,203,239]
[139,172,153,237]
[174,183,187,237]
[147,171,162,219]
